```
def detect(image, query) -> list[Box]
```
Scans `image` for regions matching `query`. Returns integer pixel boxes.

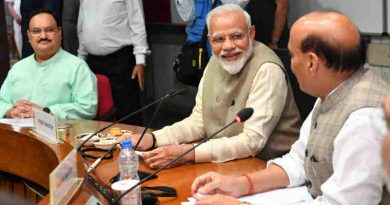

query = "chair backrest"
[273,48,316,120]
[95,74,116,121]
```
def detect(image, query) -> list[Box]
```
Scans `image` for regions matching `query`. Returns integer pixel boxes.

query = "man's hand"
[6,100,33,118]
[142,144,195,169]
[6,106,30,118]
[6,100,46,118]
[267,42,278,49]
[118,133,154,151]
[191,172,248,198]
[15,15,21,25]
[131,64,145,91]
[17,99,44,114]
[194,194,240,205]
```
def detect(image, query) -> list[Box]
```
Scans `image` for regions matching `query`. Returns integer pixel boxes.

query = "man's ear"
[307,52,319,76]
[27,30,32,43]
[249,25,255,41]
[307,61,312,69]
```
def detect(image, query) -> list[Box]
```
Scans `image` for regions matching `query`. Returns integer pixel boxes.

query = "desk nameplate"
[33,108,58,144]
[49,149,84,205]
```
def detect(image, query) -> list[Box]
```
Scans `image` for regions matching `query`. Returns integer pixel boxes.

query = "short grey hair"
[206,4,252,34]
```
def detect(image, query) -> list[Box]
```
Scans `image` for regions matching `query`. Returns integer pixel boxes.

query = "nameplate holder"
[50,149,84,205]
[32,108,58,144]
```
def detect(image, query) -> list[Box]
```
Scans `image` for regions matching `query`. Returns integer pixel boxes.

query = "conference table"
[0,119,265,204]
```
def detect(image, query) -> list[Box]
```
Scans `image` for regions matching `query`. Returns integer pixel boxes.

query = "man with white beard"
[121,4,301,169]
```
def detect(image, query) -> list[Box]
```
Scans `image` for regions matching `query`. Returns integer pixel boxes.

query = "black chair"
[273,48,316,120]
[144,83,197,129]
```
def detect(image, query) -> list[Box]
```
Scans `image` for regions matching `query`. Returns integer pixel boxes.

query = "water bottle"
[118,140,141,205]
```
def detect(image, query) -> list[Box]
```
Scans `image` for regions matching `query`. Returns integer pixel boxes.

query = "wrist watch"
[43,107,51,114]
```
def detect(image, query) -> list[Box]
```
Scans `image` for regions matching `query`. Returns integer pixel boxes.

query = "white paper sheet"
[182,186,313,205]
[0,118,34,127]
[239,186,313,205]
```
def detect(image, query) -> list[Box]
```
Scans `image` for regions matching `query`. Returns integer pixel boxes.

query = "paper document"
[0,118,34,127]
[182,186,313,205]
[239,186,313,204]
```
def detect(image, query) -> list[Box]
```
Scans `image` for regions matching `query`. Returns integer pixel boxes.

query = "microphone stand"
[134,99,163,150]
[110,120,237,204]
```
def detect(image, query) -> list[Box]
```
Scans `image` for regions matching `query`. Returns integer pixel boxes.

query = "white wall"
[288,0,384,34]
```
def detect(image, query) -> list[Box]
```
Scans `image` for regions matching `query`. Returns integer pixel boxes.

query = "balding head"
[291,11,365,72]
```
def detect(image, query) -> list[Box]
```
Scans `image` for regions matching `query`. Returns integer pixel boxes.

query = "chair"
[273,48,316,120]
[143,83,196,129]
[95,74,116,121]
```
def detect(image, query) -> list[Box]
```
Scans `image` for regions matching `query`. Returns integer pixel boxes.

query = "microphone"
[134,100,162,150]
[235,107,254,122]
[110,107,254,204]
[87,142,120,173]
[83,88,187,173]
[76,88,187,151]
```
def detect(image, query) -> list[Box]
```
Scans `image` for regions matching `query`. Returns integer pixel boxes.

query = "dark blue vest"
[186,0,221,57]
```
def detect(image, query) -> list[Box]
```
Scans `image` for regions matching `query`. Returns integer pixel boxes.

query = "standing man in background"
[5,0,22,57]
[245,0,289,48]
[175,0,249,58]
[0,0,10,85]
[62,0,79,55]
[20,0,63,58]
[78,0,150,125]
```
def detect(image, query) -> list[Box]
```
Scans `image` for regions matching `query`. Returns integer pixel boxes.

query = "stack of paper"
[0,118,34,127]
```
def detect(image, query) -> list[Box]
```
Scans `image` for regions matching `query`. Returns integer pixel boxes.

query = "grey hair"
[206,4,251,33]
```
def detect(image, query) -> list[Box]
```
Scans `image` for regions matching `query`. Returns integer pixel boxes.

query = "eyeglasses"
[28,26,58,36]
[210,32,246,44]
[209,27,252,45]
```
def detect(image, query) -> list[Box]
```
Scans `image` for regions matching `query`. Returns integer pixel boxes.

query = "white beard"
[215,39,254,75]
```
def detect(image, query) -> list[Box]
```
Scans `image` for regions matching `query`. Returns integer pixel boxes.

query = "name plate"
[50,149,84,205]
[33,108,58,144]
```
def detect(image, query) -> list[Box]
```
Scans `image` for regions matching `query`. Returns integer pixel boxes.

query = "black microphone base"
[87,174,116,201]
[109,170,158,184]
[87,171,159,204]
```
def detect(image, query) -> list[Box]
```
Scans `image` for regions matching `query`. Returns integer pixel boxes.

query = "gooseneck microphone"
[86,142,120,173]
[83,88,187,173]
[110,107,254,204]
[134,100,162,150]
[76,88,187,151]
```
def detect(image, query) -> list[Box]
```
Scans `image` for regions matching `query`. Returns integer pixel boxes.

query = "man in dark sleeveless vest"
[189,11,390,204]
[121,4,301,169]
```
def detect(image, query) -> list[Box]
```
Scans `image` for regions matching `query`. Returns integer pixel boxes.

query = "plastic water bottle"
[118,140,142,205]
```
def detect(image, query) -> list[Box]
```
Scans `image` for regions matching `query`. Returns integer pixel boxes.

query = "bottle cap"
[121,140,133,149]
